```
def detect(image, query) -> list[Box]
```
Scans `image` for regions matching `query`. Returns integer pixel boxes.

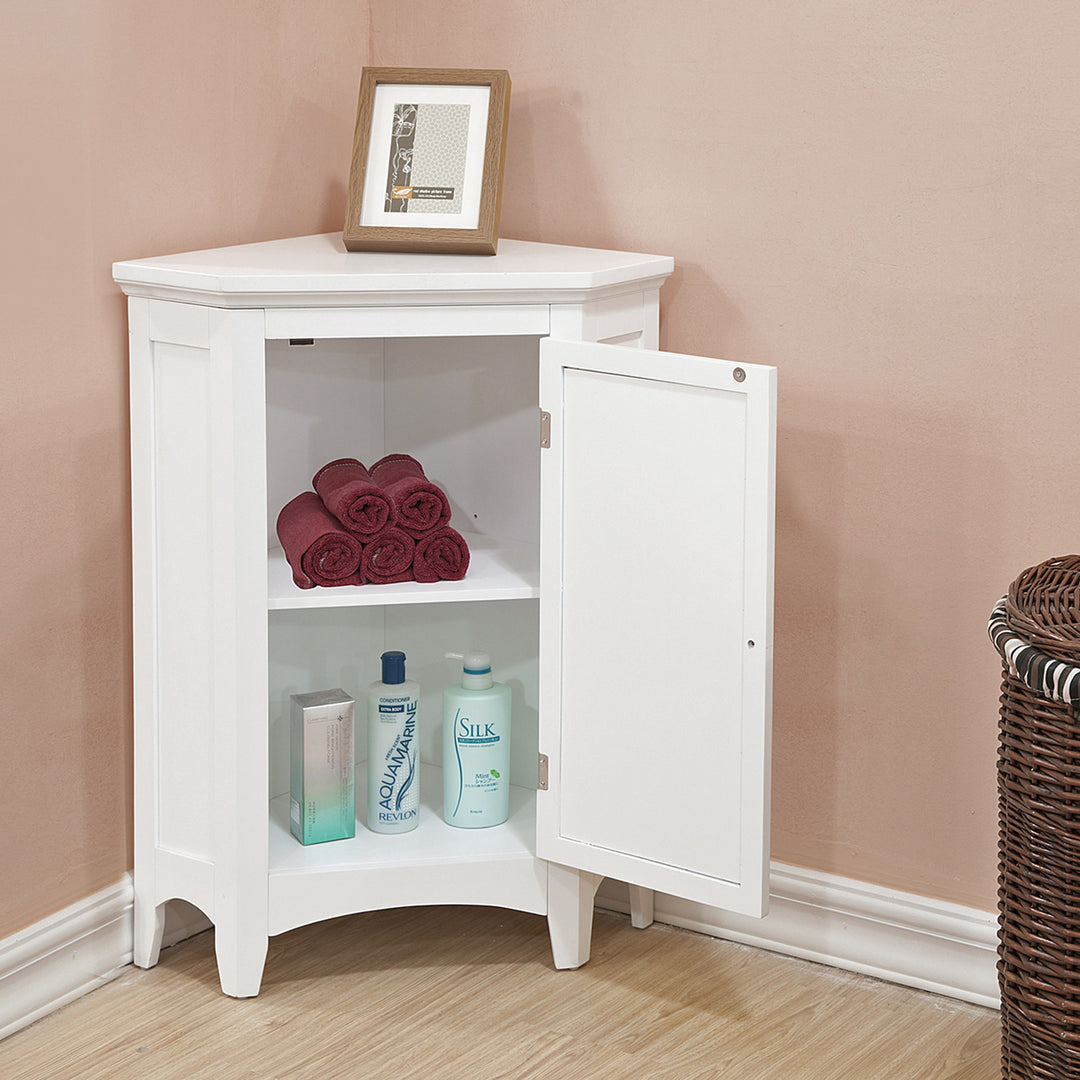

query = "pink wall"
[3,0,1077,940]
[0,0,368,939]
[368,2,1080,909]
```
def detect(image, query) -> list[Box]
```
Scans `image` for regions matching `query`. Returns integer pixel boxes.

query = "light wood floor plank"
[0,906,1000,1080]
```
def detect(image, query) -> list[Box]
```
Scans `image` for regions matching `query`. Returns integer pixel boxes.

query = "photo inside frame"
[361,83,491,230]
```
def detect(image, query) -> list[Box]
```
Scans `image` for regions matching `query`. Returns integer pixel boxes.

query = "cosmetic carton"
[290,689,355,844]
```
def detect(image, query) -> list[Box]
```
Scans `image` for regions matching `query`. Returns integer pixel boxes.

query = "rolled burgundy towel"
[313,458,396,539]
[361,526,416,585]
[276,491,362,589]
[369,453,452,539]
[413,526,471,583]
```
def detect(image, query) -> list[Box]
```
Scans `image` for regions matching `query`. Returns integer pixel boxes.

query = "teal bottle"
[442,651,511,828]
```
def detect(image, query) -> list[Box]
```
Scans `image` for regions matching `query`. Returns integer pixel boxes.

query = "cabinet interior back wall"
[266,333,543,794]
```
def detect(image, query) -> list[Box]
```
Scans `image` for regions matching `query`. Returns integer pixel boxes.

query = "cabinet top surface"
[112,233,674,307]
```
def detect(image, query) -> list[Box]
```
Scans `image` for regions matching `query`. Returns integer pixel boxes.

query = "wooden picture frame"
[343,67,511,256]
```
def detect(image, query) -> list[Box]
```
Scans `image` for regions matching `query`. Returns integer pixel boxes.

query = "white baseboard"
[0,879,133,1041]
[0,876,211,1042]
[597,862,1000,1009]
[1,864,997,1043]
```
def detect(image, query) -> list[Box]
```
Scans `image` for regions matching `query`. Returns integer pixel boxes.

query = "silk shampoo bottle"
[367,650,420,833]
[443,651,511,828]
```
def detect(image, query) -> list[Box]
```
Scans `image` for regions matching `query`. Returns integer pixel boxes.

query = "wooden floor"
[0,906,1000,1080]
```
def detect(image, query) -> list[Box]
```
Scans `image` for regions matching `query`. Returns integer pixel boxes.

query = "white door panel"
[538,338,775,917]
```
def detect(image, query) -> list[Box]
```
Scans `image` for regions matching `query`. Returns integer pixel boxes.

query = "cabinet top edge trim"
[115,282,672,309]
[112,234,674,304]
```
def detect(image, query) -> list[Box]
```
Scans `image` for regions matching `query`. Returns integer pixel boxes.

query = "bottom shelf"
[267,765,547,935]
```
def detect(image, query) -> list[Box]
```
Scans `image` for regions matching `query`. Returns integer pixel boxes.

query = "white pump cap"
[446,650,493,690]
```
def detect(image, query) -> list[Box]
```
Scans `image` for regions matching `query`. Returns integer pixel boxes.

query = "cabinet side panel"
[557,369,747,881]
[550,292,651,346]
[151,341,214,857]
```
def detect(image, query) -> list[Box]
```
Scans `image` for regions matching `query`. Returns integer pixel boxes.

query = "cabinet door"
[537,338,775,917]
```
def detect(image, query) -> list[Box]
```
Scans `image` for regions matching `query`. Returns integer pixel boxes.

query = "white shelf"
[267,766,546,936]
[267,531,539,609]
[269,766,537,870]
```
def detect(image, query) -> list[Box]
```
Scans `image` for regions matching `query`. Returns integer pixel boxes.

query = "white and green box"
[290,689,355,844]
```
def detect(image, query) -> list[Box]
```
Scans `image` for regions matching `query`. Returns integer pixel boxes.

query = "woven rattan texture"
[1007,555,1080,664]
[997,557,1080,1078]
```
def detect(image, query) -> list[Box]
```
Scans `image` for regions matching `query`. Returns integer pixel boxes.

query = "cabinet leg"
[213,920,269,998]
[133,899,166,970]
[628,885,655,929]
[546,863,603,970]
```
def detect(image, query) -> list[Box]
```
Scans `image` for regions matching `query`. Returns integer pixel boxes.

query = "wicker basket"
[990,556,1080,1079]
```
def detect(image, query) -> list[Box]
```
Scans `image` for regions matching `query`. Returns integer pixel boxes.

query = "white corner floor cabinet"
[113,233,777,997]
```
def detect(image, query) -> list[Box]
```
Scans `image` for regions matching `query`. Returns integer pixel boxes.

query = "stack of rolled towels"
[276,454,470,589]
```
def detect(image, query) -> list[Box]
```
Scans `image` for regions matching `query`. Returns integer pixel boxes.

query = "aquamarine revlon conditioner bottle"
[442,651,511,828]
[367,650,420,834]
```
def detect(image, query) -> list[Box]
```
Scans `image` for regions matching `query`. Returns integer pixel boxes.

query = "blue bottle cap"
[381,650,406,684]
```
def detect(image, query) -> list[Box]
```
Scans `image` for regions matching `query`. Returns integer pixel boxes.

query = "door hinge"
[540,410,551,449]
[538,753,549,790]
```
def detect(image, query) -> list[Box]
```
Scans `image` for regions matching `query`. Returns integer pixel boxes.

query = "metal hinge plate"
[538,753,549,789]
[540,410,551,448]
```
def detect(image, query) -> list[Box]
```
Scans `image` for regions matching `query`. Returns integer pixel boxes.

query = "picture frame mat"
[360,84,491,230]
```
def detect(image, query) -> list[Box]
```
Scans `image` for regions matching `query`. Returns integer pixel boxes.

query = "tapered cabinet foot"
[629,885,655,929]
[546,863,603,969]
[213,921,269,998]
[133,899,166,970]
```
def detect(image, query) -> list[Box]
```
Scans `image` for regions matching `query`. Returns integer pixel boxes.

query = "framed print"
[343,67,511,255]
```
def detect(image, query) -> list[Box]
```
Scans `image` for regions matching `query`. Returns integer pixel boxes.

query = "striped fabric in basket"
[988,596,1080,707]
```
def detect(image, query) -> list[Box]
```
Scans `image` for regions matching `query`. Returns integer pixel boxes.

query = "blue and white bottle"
[443,651,511,828]
[367,650,420,834]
